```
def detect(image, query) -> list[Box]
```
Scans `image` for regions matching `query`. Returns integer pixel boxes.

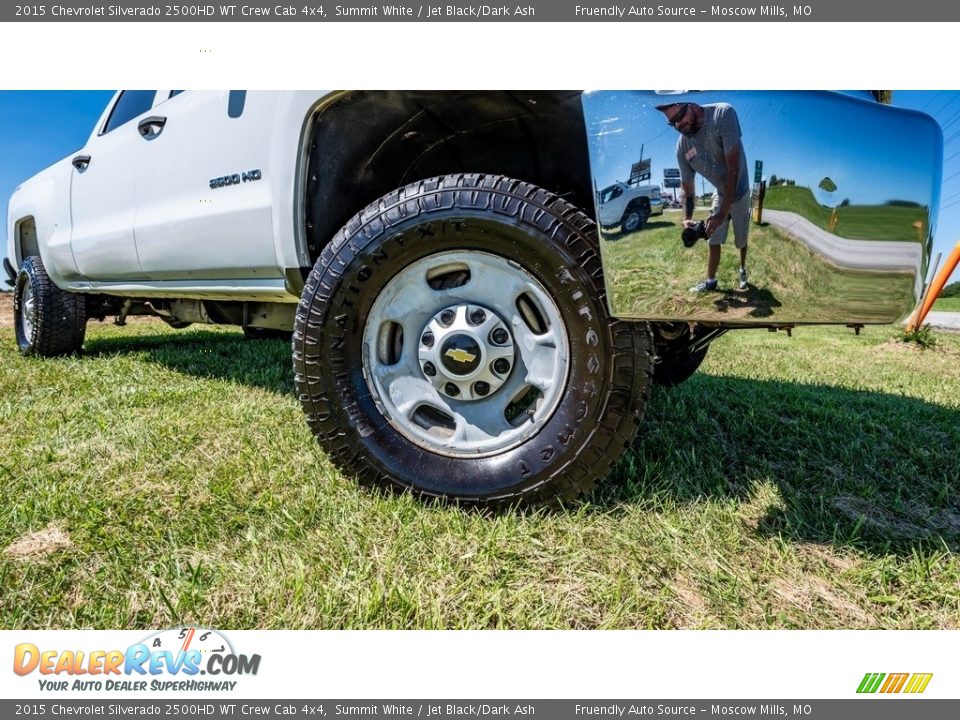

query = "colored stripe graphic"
[857,673,885,693]
[857,672,933,694]
[880,673,909,693]
[904,673,934,694]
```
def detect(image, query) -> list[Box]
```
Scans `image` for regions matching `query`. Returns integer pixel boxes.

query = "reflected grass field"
[1,289,959,629]
[764,185,929,242]
[601,210,915,322]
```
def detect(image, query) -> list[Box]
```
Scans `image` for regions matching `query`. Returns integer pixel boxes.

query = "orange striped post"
[909,241,960,331]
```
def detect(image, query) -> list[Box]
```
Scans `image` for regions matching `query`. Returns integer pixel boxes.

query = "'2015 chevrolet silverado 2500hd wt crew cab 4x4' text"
[5,90,942,507]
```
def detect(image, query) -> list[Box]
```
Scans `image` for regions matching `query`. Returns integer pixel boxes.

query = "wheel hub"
[440,335,482,375]
[361,250,569,457]
[419,304,514,401]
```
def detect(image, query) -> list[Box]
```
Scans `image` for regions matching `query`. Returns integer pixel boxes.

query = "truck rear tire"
[293,174,653,507]
[13,256,86,357]
[652,325,710,387]
[653,346,708,387]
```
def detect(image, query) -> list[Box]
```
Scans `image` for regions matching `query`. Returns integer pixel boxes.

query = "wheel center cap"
[440,335,482,376]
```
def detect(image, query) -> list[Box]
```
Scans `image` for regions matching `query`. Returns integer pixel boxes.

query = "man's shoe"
[690,278,719,293]
[738,268,748,290]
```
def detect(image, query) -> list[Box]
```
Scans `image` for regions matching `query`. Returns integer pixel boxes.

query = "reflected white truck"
[597,181,664,232]
[3,90,939,508]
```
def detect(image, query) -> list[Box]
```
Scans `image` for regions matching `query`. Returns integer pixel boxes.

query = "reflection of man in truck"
[657,101,750,292]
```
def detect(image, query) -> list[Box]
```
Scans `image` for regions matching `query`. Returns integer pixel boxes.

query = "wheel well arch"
[624,196,651,214]
[300,91,594,265]
[15,216,39,266]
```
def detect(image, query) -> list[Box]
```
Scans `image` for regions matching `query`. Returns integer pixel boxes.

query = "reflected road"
[762,209,923,271]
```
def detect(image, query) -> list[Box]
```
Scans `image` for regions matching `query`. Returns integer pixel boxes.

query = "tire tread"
[15,256,86,358]
[293,174,653,508]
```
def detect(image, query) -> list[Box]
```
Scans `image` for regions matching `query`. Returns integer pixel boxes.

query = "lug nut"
[439,310,455,326]
[473,381,490,397]
[491,328,509,345]
[445,383,460,397]
[493,358,511,375]
[423,362,437,377]
[421,331,434,348]
[468,308,486,325]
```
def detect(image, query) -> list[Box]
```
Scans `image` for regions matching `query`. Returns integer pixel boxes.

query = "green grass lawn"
[1,306,959,629]
[933,296,960,312]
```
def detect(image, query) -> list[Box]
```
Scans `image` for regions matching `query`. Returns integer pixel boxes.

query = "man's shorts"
[708,192,751,249]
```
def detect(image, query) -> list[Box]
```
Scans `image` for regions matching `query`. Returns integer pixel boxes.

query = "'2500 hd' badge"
[210,169,262,189]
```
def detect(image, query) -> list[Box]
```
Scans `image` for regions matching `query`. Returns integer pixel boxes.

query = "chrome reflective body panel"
[582,91,942,325]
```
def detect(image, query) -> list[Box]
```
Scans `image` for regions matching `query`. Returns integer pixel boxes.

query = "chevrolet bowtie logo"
[445,348,477,363]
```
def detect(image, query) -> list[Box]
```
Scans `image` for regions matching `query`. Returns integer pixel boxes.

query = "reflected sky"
[586,90,936,324]
[585,91,942,215]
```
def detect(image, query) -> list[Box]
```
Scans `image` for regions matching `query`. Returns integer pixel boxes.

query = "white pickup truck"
[597,181,664,232]
[4,90,941,507]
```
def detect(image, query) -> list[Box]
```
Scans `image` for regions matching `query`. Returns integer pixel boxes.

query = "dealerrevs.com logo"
[857,673,933,694]
[13,627,260,692]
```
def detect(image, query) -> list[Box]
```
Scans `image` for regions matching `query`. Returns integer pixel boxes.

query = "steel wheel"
[293,174,654,506]
[19,282,36,340]
[362,251,569,457]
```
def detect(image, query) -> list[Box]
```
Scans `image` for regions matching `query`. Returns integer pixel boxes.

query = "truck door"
[69,91,155,280]
[132,91,279,280]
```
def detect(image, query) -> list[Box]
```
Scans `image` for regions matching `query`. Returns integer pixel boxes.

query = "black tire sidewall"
[12,255,86,358]
[298,208,630,502]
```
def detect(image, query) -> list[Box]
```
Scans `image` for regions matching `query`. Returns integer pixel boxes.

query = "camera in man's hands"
[681,220,708,248]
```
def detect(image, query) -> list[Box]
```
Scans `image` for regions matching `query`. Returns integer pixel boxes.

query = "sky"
[1,90,958,285]
[590,91,939,207]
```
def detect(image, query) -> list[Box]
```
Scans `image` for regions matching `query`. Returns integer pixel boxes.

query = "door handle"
[138,115,167,138]
[72,155,91,171]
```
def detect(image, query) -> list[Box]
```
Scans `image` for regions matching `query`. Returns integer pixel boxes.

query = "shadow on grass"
[599,373,960,556]
[82,329,959,555]
[83,328,296,397]
[711,285,782,318]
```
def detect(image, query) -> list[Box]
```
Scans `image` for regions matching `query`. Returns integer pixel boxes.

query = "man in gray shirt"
[657,101,750,292]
